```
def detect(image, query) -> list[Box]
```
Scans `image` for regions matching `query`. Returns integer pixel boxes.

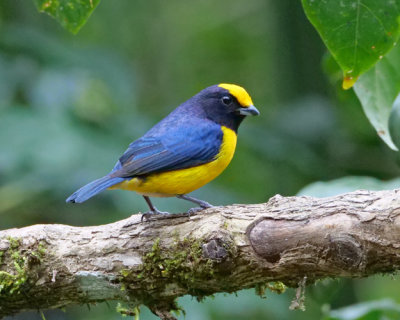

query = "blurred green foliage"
[34,0,100,33]
[323,299,400,320]
[298,176,400,198]
[2,0,400,319]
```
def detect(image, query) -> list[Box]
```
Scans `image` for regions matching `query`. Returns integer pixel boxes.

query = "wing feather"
[111,122,223,178]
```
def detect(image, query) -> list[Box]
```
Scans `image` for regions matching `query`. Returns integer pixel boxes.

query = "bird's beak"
[238,105,260,116]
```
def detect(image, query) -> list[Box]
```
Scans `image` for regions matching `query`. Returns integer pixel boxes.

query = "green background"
[1,1,400,319]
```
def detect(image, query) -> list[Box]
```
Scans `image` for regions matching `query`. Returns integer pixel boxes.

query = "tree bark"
[1,189,400,319]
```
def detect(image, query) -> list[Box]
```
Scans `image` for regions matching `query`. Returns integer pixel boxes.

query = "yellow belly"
[110,126,237,197]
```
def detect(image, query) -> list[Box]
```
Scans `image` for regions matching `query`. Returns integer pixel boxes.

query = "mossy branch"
[1,189,400,319]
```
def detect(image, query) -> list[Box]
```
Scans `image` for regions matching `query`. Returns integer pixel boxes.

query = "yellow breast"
[111,126,237,197]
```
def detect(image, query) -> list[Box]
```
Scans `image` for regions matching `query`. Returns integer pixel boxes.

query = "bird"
[66,83,259,219]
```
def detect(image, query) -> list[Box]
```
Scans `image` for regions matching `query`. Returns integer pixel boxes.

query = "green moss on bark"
[0,237,46,298]
[255,282,287,299]
[137,237,215,288]
[116,303,140,318]
[119,235,230,311]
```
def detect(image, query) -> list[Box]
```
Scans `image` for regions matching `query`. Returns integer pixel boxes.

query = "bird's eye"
[221,96,232,105]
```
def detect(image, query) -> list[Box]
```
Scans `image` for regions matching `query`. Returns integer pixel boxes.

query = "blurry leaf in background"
[323,299,400,320]
[353,45,400,151]
[389,93,400,150]
[322,51,343,85]
[302,0,400,89]
[297,176,400,198]
[33,0,100,34]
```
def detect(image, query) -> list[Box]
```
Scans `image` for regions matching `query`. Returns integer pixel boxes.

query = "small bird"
[66,84,259,218]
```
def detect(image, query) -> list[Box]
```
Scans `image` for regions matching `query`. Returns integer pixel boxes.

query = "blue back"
[111,114,223,178]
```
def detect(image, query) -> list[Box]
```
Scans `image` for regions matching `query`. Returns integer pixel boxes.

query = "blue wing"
[110,120,223,178]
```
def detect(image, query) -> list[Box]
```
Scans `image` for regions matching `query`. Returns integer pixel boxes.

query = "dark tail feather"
[66,175,125,203]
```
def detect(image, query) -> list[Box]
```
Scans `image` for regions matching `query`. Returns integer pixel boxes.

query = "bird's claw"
[187,207,203,215]
[187,204,214,216]
[141,209,172,222]
[198,201,213,209]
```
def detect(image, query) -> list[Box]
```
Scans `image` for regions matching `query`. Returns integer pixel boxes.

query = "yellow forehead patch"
[218,83,253,107]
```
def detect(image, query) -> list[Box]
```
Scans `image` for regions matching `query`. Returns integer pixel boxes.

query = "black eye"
[221,95,232,105]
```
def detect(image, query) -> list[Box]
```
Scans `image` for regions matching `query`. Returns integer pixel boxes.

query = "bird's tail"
[66,175,125,203]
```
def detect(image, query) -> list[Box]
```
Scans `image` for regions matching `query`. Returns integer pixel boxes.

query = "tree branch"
[1,189,400,319]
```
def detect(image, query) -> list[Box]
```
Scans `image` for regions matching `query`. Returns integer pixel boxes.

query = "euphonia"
[66,84,259,217]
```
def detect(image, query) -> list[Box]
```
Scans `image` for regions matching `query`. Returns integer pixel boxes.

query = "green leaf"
[33,0,100,34]
[302,0,400,89]
[353,44,400,150]
[389,93,400,148]
[297,176,400,197]
[323,299,400,320]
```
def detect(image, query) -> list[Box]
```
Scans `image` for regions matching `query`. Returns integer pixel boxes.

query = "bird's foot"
[141,208,171,222]
[187,204,214,216]
[187,207,203,215]
[198,200,213,209]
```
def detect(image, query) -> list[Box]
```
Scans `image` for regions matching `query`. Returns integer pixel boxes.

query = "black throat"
[207,112,245,133]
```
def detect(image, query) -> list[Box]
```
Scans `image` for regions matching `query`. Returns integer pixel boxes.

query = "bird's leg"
[176,194,214,214]
[177,194,213,208]
[141,196,171,222]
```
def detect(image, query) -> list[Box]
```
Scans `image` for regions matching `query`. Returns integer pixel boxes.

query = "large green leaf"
[354,44,400,150]
[34,0,100,34]
[302,0,400,89]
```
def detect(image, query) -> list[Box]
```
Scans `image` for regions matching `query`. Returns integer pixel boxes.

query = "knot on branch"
[247,218,306,263]
[247,214,363,272]
[202,239,228,261]
[328,234,362,269]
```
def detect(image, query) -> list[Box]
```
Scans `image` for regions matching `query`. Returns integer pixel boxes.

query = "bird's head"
[192,83,259,132]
